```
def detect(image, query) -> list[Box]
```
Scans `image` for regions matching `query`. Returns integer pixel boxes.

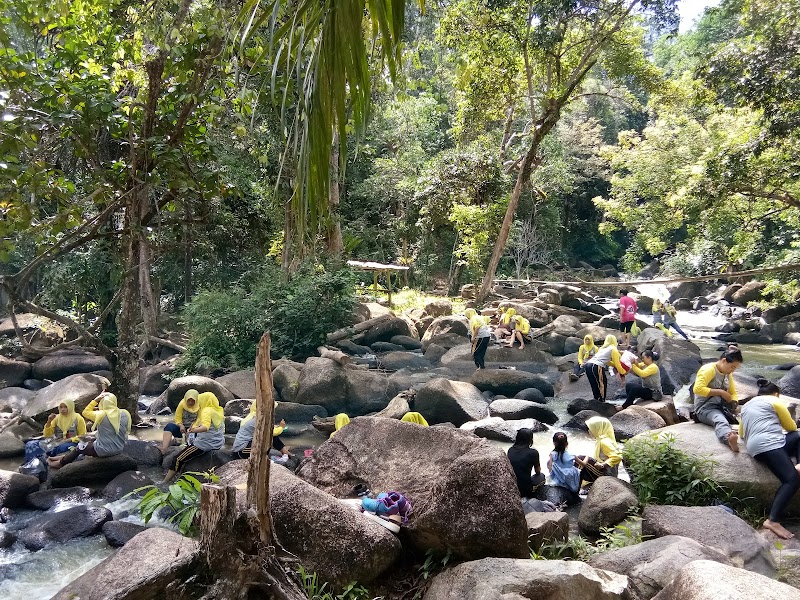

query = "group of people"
[464,307,532,369]
[507,416,622,503]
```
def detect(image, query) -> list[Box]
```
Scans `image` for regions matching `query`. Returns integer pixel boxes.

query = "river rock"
[526,511,569,551]
[514,387,547,403]
[343,368,392,415]
[102,471,153,501]
[779,365,800,399]
[225,415,241,434]
[162,375,235,411]
[138,359,174,395]
[371,341,405,352]
[0,357,32,388]
[633,400,679,426]
[272,363,300,402]
[215,370,256,399]
[51,527,199,600]
[0,433,24,458]
[275,401,328,422]
[636,328,702,388]
[731,281,766,305]
[489,398,557,423]
[463,417,548,442]
[668,281,705,302]
[0,470,41,508]
[26,486,92,510]
[578,477,639,535]
[123,440,163,467]
[390,335,423,350]
[161,447,235,474]
[361,317,415,346]
[567,398,617,418]
[564,410,601,430]
[422,558,629,600]
[589,536,732,600]
[534,483,581,506]
[498,302,552,328]
[50,454,138,488]
[102,521,148,547]
[270,464,402,586]
[378,351,432,371]
[575,325,622,344]
[31,350,111,381]
[336,339,372,355]
[470,370,555,398]
[294,357,348,414]
[552,315,582,336]
[564,336,583,355]
[223,398,253,418]
[18,505,112,551]
[298,417,529,560]
[760,321,800,343]
[650,559,796,600]
[415,378,489,426]
[22,373,109,420]
[609,406,666,440]
[0,386,35,412]
[641,505,775,575]
[423,299,453,317]
[540,332,567,356]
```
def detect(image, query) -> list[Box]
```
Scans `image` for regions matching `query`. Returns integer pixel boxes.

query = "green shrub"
[178,262,357,372]
[623,433,723,506]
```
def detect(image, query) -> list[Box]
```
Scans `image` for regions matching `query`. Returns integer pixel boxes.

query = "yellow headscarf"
[54,399,79,437]
[503,307,516,325]
[196,392,225,429]
[464,308,477,320]
[242,400,284,435]
[583,335,596,349]
[179,389,200,414]
[586,416,619,460]
[400,412,428,426]
[602,334,618,348]
[330,413,350,437]
[93,393,131,435]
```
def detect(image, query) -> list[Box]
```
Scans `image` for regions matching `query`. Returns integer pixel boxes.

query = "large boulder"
[462,417,548,442]
[470,370,555,398]
[298,417,529,560]
[541,332,568,356]
[162,375,235,411]
[415,378,489,426]
[567,398,617,418]
[26,486,92,510]
[102,471,153,501]
[488,398,558,424]
[731,281,766,305]
[0,386,35,412]
[498,302,552,328]
[779,365,800,399]
[361,317,416,346]
[17,505,113,550]
[609,406,666,440]
[379,351,432,372]
[390,335,423,350]
[51,527,199,600]
[637,328,702,388]
[294,357,349,414]
[641,505,775,575]
[441,343,553,366]
[575,325,623,344]
[138,359,174,396]
[649,560,797,600]
[526,511,569,551]
[0,432,24,458]
[32,349,111,381]
[578,477,639,535]
[50,454,138,488]
[422,558,629,600]
[0,357,32,388]
[215,370,256,399]
[514,387,547,403]
[630,422,800,516]
[102,521,148,547]
[22,373,109,420]
[668,281,706,303]
[123,440,163,467]
[275,401,328,422]
[272,363,300,402]
[589,536,732,600]
[270,464,402,586]
[0,470,41,508]
[223,398,253,418]
[421,316,470,350]
[424,299,453,317]
[760,321,800,343]
[343,368,392,415]
[564,409,601,430]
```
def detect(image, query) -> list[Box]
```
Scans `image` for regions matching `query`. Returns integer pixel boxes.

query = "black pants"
[754,431,800,521]
[577,456,618,486]
[519,472,546,499]
[473,336,490,369]
[236,436,285,460]
[170,445,206,472]
[621,383,654,409]
[58,441,99,466]
[585,363,607,402]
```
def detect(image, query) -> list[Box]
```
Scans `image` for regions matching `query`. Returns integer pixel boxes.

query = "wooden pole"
[248,332,275,545]
[200,484,237,567]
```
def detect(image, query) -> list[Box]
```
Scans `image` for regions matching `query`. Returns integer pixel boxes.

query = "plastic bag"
[630,322,641,337]
[19,457,48,483]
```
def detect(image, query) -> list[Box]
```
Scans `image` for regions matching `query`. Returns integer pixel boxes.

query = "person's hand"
[179,424,186,433]
[719,390,732,402]
[278,419,286,428]
[596,461,606,469]
[47,413,57,423]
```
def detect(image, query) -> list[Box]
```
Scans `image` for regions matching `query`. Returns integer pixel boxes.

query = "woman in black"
[507,428,545,498]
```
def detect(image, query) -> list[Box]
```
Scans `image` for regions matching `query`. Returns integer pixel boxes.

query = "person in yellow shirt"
[465,308,492,369]
[569,335,597,382]
[507,314,531,350]
[693,349,743,452]
[494,307,515,343]
[162,392,224,483]
[574,417,622,490]
[585,335,626,402]
[43,400,87,458]
[159,389,200,454]
[232,400,290,463]
[618,350,662,410]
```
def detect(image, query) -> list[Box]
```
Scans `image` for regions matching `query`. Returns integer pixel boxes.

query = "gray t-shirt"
[193,421,225,451]
[93,412,129,457]
[588,345,615,367]
[641,367,663,401]
[232,417,255,452]
[741,396,790,456]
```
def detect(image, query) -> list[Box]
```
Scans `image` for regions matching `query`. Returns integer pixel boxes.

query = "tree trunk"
[183,214,193,305]
[138,232,158,357]
[327,130,343,256]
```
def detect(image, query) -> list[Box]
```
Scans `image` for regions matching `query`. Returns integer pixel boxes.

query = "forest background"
[1,0,799,417]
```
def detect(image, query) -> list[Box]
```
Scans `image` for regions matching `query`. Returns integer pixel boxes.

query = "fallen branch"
[326,313,393,343]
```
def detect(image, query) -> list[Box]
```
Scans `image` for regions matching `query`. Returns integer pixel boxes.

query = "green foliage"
[128,470,219,537]
[623,433,723,506]
[533,517,645,561]
[296,566,376,600]
[419,548,453,581]
[179,263,357,371]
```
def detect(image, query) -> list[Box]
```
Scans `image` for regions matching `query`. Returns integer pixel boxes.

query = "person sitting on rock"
[400,412,429,426]
[617,350,663,411]
[574,417,622,491]
[162,392,224,483]
[693,349,743,452]
[158,389,200,454]
[494,307,514,343]
[465,308,492,370]
[569,335,597,382]
[507,428,545,499]
[508,314,532,350]
[232,400,290,463]
[739,379,800,540]
[547,432,581,502]
[43,399,87,458]
[330,413,351,437]
[48,392,131,469]
[662,301,690,340]
[585,335,626,402]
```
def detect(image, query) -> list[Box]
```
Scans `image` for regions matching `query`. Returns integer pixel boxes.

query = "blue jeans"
[47,441,78,456]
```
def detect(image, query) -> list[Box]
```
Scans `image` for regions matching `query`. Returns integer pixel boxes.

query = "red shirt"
[619,296,637,323]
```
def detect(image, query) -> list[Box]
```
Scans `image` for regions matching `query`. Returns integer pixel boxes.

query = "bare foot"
[727,432,740,453]
[519,345,525,350]
[47,457,62,470]
[796,464,800,477]
[763,519,795,540]
[615,405,624,412]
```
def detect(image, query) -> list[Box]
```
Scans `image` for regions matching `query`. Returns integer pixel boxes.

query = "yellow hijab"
[400,412,428,426]
[196,392,225,428]
[93,393,131,435]
[330,413,350,437]
[178,389,200,414]
[242,399,279,426]
[54,399,79,436]
[583,335,596,349]
[602,334,618,348]
[464,308,477,320]
[586,416,619,460]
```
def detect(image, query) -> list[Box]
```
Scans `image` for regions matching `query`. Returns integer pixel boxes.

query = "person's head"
[506,307,516,318]
[183,389,199,409]
[583,334,595,347]
[757,378,781,396]
[198,392,221,411]
[717,349,743,374]
[552,431,568,456]
[99,392,118,411]
[619,289,628,297]
[464,308,476,320]
[603,334,618,348]
[58,402,70,416]
[514,428,534,448]
[585,416,614,441]
[641,350,658,365]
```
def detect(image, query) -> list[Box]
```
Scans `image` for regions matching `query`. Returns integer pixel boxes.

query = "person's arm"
[174,403,184,426]
[599,439,622,467]
[578,346,587,365]
[189,409,210,434]
[692,365,731,401]
[728,376,738,402]
[771,401,797,432]
[532,450,541,475]
[76,415,87,436]
[547,454,553,471]
[630,363,658,379]
[273,419,286,437]
[82,398,104,423]
[43,414,57,437]
[609,349,625,376]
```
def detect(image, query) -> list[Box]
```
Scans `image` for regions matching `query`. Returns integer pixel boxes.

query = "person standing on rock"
[159,389,200,454]
[465,308,492,369]
[739,379,800,540]
[651,299,673,337]
[507,428,545,498]
[585,335,626,402]
[662,300,690,340]
[618,289,638,347]
[570,335,597,382]
[47,392,131,469]
[162,392,225,483]
[43,399,87,458]
[574,417,622,490]
[617,350,663,411]
[693,349,743,452]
